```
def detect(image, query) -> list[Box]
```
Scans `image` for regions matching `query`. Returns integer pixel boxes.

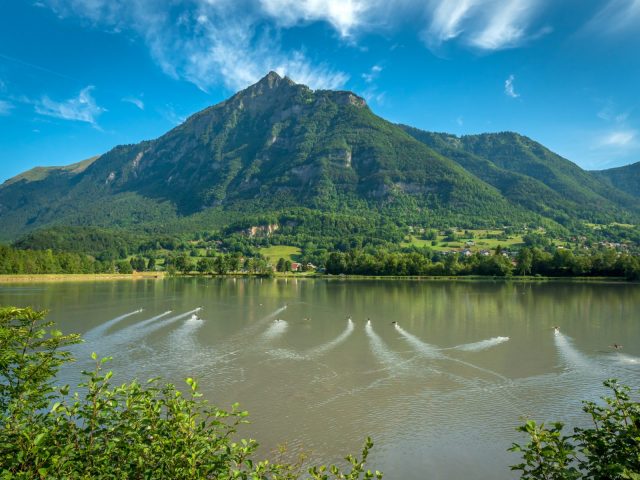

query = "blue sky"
[1,0,639,183]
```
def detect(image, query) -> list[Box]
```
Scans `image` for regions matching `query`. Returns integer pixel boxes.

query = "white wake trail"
[365,322,405,368]
[614,352,640,366]
[83,309,145,340]
[452,336,510,352]
[125,310,173,332]
[395,325,442,359]
[262,320,288,341]
[554,332,597,371]
[308,319,355,357]
[241,306,288,339]
[396,325,508,382]
[96,308,202,354]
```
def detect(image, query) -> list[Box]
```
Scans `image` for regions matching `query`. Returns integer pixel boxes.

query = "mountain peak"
[254,71,296,89]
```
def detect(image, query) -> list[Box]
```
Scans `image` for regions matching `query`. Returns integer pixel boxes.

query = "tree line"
[325,247,640,280]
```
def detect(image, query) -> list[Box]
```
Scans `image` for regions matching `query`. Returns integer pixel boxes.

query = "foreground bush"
[510,380,640,479]
[0,307,382,479]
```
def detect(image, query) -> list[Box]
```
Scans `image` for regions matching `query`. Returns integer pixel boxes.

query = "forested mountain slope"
[1,72,637,243]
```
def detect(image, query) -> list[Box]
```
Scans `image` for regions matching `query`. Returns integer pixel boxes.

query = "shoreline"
[0,272,165,283]
[0,272,634,284]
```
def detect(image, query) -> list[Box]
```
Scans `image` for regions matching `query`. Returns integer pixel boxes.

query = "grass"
[402,228,526,252]
[258,245,301,263]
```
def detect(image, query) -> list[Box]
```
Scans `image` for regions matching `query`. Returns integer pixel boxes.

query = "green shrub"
[511,379,640,479]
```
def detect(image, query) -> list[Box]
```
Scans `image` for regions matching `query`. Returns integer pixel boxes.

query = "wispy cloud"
[470,0,541,50]
[44,0,349,92]
[122,96,144,110]
[0,100,13,116]
[593,100,638,154]
[362,64,382,83]
[361,87,385,105]
[586,0,640,35]
[423,0,546,51]
[597,102,630,124]
[157,104,187,126]
[504,74,520,98]
[34,86,105,125]
[423,0,479,47]
[597,129,638,148]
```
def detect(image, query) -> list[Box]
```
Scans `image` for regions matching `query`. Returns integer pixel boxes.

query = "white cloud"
[597,129,637,148]
[586,0,640,35]
[44,0,349,92]
[0,100,13,115]
[259,0,368,37]
[122,96,144,110]
[423,0,545,51]
[35,86,105,125]
[362,64,382,83]
[470,0,539,50]
[424,0,479,46]
[504,74,520,98]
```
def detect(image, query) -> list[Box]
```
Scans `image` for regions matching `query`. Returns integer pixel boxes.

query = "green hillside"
[400,126,639,227]
[592,161,640,198]
[0,72,638,247]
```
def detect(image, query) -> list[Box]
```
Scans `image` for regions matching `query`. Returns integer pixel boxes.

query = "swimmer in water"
[610,343,623,350]
[553,326,560,335]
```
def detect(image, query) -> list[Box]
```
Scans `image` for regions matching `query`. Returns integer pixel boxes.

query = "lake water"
[2,278,639,479]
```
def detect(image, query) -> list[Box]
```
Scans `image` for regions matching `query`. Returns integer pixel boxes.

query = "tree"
[147,257,156,271]
[174,254,193,274]
[276,257,286,272]
[130,256,147,272]
[214,255,229,275]
[510,379,640,479]
[0,307,383,479]
[444,253,459,275]
[516,248,533,276]
[116,260,133,274]
[196,257,214,274]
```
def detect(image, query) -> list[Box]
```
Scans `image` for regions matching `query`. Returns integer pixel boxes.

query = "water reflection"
[1,278,638,480]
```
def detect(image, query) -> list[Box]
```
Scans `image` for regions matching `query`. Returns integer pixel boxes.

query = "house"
[290,262,302,272]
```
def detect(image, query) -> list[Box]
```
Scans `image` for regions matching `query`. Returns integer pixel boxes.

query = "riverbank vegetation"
[2,222,640,280]
[510,380,640,479]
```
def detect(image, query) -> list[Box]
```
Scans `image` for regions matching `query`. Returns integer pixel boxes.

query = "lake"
[2,278,639,479]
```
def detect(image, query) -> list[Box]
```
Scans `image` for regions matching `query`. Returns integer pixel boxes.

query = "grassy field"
[258,245,301,263]
[402,229,526,252]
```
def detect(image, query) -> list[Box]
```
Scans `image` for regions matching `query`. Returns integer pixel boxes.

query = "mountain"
[0,72,637,243]
[592,162,640,198]
[399,127,639,227]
